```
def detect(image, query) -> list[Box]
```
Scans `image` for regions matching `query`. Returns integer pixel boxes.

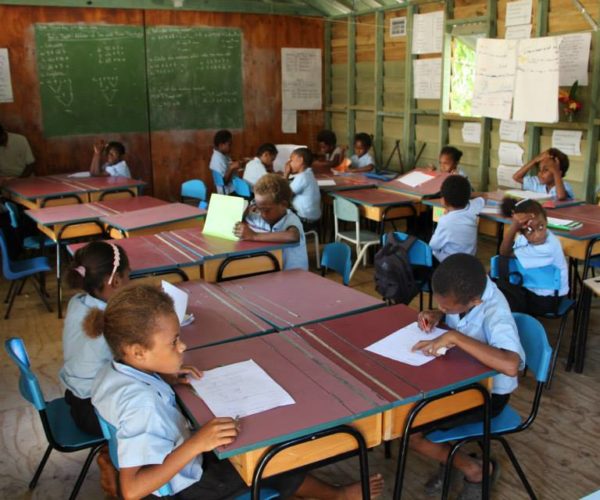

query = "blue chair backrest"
[4,201,20,228]
[5,338,46,411]
[321,242,351,285]
[181,179,207,201]
[0,230,14,277]
[512,313,552,383]
[490,256,560,292]
[212,169,225,189]
[382,232,433,267]
[233,176,252,198]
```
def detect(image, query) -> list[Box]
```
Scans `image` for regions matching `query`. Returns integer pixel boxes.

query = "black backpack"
[374,232,419,305]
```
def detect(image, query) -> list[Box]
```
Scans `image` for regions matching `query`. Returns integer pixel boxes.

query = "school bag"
[374,232,419,305]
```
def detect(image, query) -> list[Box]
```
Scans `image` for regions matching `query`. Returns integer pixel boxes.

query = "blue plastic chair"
[5,201,56,252]
[212,169,226,194]
[5,338,105,499]
[426,313,552,500]
[490,255,575,387]
[382,231,434,310]
[0,229,52,319]
[321,242,352,285]
[180,179,208,205]
[97,411,279,499]
[233,176,253,200]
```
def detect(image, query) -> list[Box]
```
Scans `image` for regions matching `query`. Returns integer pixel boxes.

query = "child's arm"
[413,330,521,377]
[499,213,533,257]
[224,160,240,184]
[89,140,106,177]
[512,151,545,184]
[233,222,300,243]
[119,417,238,500]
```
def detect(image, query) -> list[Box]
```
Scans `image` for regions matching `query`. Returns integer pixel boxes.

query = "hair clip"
[515,198,530,207]
[107,244,120,285]
[74,265,86,277]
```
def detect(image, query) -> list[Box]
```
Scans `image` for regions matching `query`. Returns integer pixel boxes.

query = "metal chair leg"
[68,444,104,500]
[29,444,53,489]
[4,278,22,319]
[498,437,537,500]
[4,280,16,303]
[31,275,53,313]
[545,311,571,389]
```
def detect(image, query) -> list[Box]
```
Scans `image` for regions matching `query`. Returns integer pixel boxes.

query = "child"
[512,148,574,200]
[410,254,525,498]
[89,140,131,177]
[60,241,130,437]
[243,143,278,186]
[497,198,569,315]
[284,147,321,231]
[312,129,344,173]
[234,173,308,271]
[91,284,384,499]
[436,146,466,177]
[209,129,240,194]
[429,176,484,262]
[349,132,375,172]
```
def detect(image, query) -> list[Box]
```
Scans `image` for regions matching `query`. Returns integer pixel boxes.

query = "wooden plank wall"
[327,0,599,197]
[0,5,324,200]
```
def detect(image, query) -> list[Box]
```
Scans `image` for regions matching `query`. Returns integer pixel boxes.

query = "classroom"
[0,0,599,499]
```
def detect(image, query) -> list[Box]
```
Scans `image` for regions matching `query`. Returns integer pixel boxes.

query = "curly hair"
[253,173,293,206]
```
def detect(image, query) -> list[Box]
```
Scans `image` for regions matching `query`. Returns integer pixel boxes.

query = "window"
[449,35,480,116]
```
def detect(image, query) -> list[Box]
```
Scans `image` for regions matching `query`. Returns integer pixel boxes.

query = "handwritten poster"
[412,11,444,55]
[499,142,524,166]
[499,120,526,142]
[0,48,14,103]
[505,24,531,40]
[472,38,517,120]
[497,165,522,188]
[462,122,482,144]
[505,0,532,27]
[413,58,442,99]
[281,48,322,110]
[513,37,560,123]
[552,130,582,156]
[282,109,297,134]
[558,32,591,86]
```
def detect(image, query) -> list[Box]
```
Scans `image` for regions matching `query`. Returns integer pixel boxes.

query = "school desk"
[315,172,381,192]
[2,175,89,209]
[101,203,206,239]
[53,174,145,201]
[157,228,290,282]
[569,276,600,373]
[216,269,384,330]
[383,170,450,200]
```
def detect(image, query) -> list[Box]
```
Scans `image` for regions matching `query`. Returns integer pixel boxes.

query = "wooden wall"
[0,5,324,200]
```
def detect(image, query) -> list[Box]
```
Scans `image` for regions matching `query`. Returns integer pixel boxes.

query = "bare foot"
[338,473,384,500]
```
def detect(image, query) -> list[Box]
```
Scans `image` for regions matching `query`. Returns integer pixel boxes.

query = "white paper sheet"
[513,37,560,123]
[0,48,14,103]
[365,322,448,366]
[390,16,407,38]
[552,130,582,156]
[480,205,501,215]
[282,109,297,133]
[397,170,434,187]
[190,359,295,418]
[317,179,336,187]
[499,142,524,166]
[412,11,444,55]
[497,165,522,188]
[462,122,482,144]
[505,189,552,200]
[472,38,517,120]
[558,32,591,87]
[505,0,532,27]
[499,120,526,142]
[505,24,531,40]
[67,171,92,178]
[273,144,306,172]
[281,48,322,110]
[161,280,188,325]
[413,58,442,99]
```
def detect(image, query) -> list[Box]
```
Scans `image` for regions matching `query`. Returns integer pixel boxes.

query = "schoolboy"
[349,133,375,172]
[243,143,278,186]
[512,148,574,200]
[209,129,239,194]
[285,147,321,231]
[89,140,131,177]
[312,129,344,172]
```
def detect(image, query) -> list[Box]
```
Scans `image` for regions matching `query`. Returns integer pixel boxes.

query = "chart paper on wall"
[413,58,442,99]
[558,32,591,86]
[0,48,14,103]
[412,11,444,55]
[282,48,322,110]
[552,130,582,156]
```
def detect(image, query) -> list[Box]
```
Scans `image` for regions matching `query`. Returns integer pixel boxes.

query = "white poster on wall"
[505,0,532,27]
[0,48,14,103]
[413,58,442,99]
[499,120,526,142]
[499,142,524,166]
[390,17,407,38]
[282,109,297,134]
[558,32,591,86]
[497,165,522,188]
[505,24,531,40]
[412,11,444,54]
[552,130,582,156]
[462,122,482,144]
[281,48,322,110]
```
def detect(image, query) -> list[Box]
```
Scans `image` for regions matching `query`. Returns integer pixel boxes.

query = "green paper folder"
[203,194,247,241]
[546,217,583,231]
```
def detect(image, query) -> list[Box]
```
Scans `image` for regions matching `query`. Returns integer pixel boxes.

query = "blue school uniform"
[245,209,308,271]
[522,175,574,199]
[104,160,131,177]
[242,157,267,186]
[445,278,526,395]
[290,168,321,222]
[209,149,233,194]
[429,197,485,262]
[60,293,111,399]
[350,153,375,169]
[513,231,569,296]
[92,361,202,496]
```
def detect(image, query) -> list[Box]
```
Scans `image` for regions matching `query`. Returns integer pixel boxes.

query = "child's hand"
[192,417,238,452]
[511,212,534,229]
[228,161,240,173]
[284,160,292,177]
[160,365,203,386]
[233,221,256,240]
[93,140,106,155]
[426,163,437,172]
[417,310,443,332]
[412,331,456,356]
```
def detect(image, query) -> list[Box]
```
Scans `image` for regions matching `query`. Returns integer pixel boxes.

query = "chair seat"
[46,398,105,449]
[426,405,522,443]
[8,256,51,280]
[23,236,56,251]
[337,230,380,244]
[542,297,575,318]
[235,488,279,500]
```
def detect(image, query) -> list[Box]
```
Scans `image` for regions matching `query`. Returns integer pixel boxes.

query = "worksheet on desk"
[365,321,448,366]
[190,359,295,418]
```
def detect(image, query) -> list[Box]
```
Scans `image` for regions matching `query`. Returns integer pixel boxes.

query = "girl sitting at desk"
[511,148,574,200]
[89,139,131,177]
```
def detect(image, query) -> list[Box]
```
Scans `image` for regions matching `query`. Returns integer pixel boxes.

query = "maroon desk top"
[176,331,395,458]
[4,176,88,199]
[217,269,384,329]
[316,173,381,191]
[295,305,494,398]
[386,169,450,198]
[177,280,274,349]
[89,195,167,214]
[101,203,206,231]
[333,187,416,207]
[54,174,145,192]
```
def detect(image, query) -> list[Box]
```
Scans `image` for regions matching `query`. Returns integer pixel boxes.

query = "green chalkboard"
[35,24,149,137]
[146,26,244,131]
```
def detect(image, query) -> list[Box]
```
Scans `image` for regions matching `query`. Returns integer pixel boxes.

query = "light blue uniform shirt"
[243,157,267,186]
[523,175,574,199]
[513,231,569,297]
[60,293,112,399]
[209,149,233,194]
[104,160,131,177]
[92,361,203,496]
[445,278,526,395]
[350,153,375,169]
[290,168,321,221]
[245,209,307,270]
[429,197,485,262]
